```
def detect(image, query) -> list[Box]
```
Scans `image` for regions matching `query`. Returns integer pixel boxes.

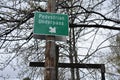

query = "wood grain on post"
[44,0,58,80]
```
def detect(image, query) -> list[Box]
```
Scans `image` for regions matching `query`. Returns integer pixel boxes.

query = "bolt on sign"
[34,12,69,36]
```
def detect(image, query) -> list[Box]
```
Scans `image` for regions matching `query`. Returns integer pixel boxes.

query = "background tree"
[106,33,120,79]
[0,0,120,80]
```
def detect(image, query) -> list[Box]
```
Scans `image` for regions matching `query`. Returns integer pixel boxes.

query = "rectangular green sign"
[34,12,69,36]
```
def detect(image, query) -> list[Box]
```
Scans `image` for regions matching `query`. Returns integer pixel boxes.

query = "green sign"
[34,12,69,36]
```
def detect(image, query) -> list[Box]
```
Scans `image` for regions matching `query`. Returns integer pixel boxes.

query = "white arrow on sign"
[49,27,56,33]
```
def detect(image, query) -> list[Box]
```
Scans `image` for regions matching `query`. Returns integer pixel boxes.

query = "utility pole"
[44,0,57,80]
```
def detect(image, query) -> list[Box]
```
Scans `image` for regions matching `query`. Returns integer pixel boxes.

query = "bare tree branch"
[70,24,120,30]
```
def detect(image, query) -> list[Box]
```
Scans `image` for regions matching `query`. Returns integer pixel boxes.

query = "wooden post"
[44,0,57,80]
[47,0,56,12]
[101,64,105,80]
